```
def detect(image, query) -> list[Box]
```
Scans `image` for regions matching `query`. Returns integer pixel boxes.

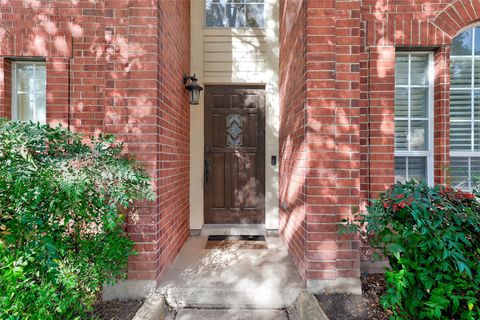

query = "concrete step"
[175,308,289,320]
[161,287,302,309]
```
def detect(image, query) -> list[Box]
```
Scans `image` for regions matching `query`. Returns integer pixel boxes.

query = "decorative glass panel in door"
[226,114,243,147]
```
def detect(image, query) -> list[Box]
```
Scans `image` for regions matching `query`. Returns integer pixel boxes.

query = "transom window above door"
[205,0,265,28]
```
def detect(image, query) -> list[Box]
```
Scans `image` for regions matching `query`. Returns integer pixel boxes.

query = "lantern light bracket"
[183,74,198,84]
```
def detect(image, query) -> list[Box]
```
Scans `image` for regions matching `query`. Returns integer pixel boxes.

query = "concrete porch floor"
[157,235,305,309]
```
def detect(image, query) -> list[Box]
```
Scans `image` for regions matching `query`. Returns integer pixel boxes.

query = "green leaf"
[387,243,405,259]
[468,302,474,311]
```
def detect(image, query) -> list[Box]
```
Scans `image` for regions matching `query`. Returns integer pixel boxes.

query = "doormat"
[205,235,268,249]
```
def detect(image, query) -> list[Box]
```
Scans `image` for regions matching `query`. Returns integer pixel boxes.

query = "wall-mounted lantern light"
[183,74,203,105]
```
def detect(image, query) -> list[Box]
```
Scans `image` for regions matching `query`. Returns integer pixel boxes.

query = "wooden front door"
[204,85,265,224]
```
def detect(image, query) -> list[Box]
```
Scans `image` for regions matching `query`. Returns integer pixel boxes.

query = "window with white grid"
[394,53,434,185]
[450,26,480,190]
[12,61,46,124]
[205,0,264,28]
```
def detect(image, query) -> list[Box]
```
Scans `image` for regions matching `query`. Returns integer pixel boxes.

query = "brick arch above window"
[433,0,480,42]
[365,17,448,47]
[364,0,480,48]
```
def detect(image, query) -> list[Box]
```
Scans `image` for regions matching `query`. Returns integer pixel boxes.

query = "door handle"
[204,159,210,184]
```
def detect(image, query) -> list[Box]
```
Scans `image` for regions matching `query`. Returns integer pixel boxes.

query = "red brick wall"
[280,0,362,284]
[156,0,191,281]
[305,0,361,283]
[279,0,307,280]
[103,0,163,282]
[0,58,11,119]
[46,58,69,127]
[0,0,191,285]
[281,0,480,287]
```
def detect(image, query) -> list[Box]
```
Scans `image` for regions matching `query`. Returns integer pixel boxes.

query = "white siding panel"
[204,41,267,53]
[203,35,264,44]
[204,61,266,72]
[203,34,267,78]
[204,51,265,62]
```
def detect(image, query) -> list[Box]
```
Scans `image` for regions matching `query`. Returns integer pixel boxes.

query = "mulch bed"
[316,274,391,320]
[89,299,144,320]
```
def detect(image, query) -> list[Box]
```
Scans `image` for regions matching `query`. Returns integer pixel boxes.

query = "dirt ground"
[316,274,391,320]
[89,299,144,320]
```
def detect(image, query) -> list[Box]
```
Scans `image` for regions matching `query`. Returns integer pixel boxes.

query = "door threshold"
[201,224,266,236]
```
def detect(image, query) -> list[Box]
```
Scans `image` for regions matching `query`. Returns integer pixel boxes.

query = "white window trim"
[11,61,46,124]
[394,52,435,186]
[204,0,266,29]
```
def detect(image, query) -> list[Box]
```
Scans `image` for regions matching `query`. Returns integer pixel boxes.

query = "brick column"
[101,0,162,292]
[366,46,396,198]
[0,57,12,119]
[434,47,451,185]
[156,0,191,281]
[279,0,308,280]
[46,58,70,127]
[332,0,361,281]
[280,0,362,294]
[303,0,361,293]
[101,0,191,297]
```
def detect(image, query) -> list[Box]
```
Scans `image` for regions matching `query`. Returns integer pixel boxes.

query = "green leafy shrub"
[345,181,480,319]
[0,120,154,319]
